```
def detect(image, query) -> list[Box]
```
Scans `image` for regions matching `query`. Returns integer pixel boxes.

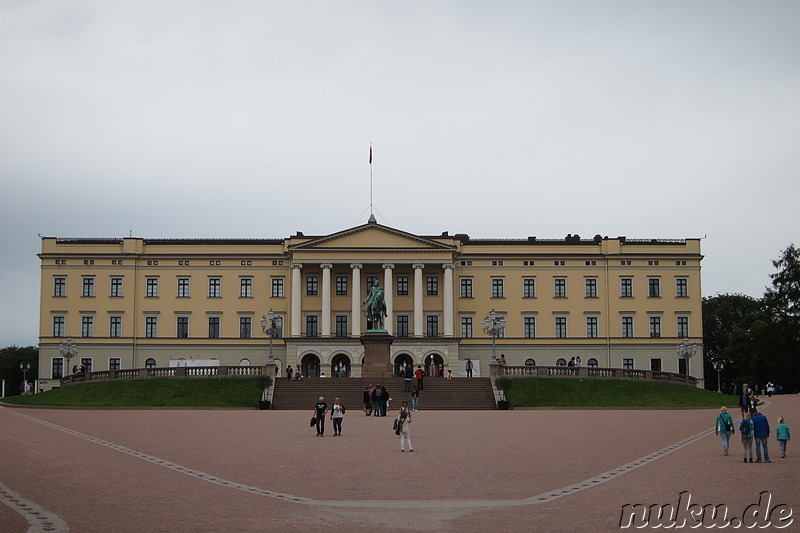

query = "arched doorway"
[394,353,413,378]
[301,354,321,378]
[331,353,351,378]
[425,353,444,377]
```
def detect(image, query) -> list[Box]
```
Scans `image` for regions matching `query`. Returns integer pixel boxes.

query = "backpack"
[374,388,383,399]
[740,419,752,437]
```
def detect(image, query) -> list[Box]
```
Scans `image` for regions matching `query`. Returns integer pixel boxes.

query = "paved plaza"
[1,395,798,532]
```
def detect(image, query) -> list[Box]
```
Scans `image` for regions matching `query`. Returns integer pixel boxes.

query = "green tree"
[0,346,39,396]
[762,244,800,390]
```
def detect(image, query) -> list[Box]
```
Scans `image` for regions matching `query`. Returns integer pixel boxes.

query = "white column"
[443,263,454,337]
[413,263,424,337]
[383,263,394,335]
[291,264,303,337]
[350,263,362,337]
[321,264,332,337]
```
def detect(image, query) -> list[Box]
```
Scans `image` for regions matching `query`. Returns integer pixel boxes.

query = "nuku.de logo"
[619,491,793,529]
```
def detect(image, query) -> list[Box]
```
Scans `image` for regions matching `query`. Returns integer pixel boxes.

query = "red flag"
[369,146,372,164]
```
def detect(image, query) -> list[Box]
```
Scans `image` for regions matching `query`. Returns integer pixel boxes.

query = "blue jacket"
[752,413,770,438]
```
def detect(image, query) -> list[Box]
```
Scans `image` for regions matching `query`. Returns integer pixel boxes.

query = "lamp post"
[260,309,279,363]
[676,338,697,377]
[20,362,30,387]
[712,360,725,393]
[482,309,506,363]
[58,337,79,374]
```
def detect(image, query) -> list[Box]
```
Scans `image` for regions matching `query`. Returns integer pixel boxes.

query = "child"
[776,417,791,458]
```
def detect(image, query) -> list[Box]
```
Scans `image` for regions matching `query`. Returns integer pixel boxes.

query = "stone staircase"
[270,377,497,410]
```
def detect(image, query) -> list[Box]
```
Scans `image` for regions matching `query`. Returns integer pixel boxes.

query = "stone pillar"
[443,263,454,337]
[321,264,332,337]
[382,263,394,335]
[351,263,362,338]
[413,263,424,337]
[291,264,303,337]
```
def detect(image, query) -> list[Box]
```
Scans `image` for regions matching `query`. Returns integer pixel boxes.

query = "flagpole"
[369,142,373,216]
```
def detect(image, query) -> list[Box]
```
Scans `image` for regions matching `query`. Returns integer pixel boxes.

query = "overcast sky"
[1,1,798,348]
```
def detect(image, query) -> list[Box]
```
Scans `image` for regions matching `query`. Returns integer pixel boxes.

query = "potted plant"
[256,374,273,410]
[495,376,512,410]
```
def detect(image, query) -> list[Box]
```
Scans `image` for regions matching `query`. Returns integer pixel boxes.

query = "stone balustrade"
[491,364,697,386]
[61,365,272,386]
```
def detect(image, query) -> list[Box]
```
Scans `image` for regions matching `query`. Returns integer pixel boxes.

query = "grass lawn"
[503,378,739,408]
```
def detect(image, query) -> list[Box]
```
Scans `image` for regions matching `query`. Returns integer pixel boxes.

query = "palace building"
[36,218,705,389]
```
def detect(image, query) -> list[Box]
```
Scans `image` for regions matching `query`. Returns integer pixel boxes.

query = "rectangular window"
[146,278,159,298]
[426,315,439,337]
[648,278,661,298]
[649,316,661,338]
[240,278,253,298]
[623,358,634,370]
[109,358,121,371]
[555,317,567,338]
[491,278,504,298]
[397,276,409,296]
[586,316,598,338]
[110,277,123,298]
[460,278,473,298]
[109,316,122,338]
[676,278,688,298]
[650,358,662,372]
[145,316,158,338]
[208,317,220,339]
[524,316,536,338]
[585,278,598,298]
[427,276,439,296]
[239,317,252,339]
[54,276,66,297]
[620,277,633,298]
[621,316,634,338]
[335,276,348,296]
[523,278,536,298]
[677,316,690,338]
[306,315,319,337]
[461,316,473,338]
[396,315,410,337]
[335,315,348,337]
[82,277,95,297]
[52,358,64,379]
[307,276,318,296]
[208,278,221,298]
[177,316,189,338]
[81,316,94,337]
[272,278,284,298]
[80,358,92,373]
[554,278,567,298]
[53,316,65,337]
[177,277,190,298]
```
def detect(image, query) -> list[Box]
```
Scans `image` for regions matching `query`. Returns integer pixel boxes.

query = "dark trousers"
[404,379,412,392]
[316,416,325,435]
[332,417,342,434]
[417,378,424,390]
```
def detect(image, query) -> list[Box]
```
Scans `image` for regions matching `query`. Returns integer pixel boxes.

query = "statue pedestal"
[360,331,394,379]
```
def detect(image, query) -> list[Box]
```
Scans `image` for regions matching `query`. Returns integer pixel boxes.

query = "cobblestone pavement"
[1,395,797,532]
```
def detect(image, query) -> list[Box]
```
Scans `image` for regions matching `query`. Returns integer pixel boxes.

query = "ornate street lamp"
[482,309,506,363]
[712,360,725,393]
[260,309,279,363]
[20,363,31,388]
[58,337,79,374]
[676,338,697,377]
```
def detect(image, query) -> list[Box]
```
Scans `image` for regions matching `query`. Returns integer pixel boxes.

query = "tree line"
[0,345,38,396]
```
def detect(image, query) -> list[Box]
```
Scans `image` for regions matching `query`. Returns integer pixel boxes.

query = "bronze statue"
[362,280,387,330]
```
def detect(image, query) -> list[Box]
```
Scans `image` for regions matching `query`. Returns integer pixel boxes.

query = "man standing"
[738,386,750,417]
[403,366,413,392]
[466,358,473,378]
[751,409,771,463]
[414,365,425,390]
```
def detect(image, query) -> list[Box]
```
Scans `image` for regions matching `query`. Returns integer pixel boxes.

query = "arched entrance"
[301,354,321,378]
[331,353,351,378]
[425,353,444,377]
[394,353,413,378]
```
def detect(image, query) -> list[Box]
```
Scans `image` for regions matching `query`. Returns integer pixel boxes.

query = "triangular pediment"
[289,223,456,252]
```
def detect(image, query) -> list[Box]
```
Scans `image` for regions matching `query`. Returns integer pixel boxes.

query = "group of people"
[364,383,390,416]
[716,404,791,462]
[312,395,414,451]
[567,356,582,367]
[72,364,86,374]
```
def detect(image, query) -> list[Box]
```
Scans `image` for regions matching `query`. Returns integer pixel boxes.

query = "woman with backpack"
[715,406,735,456]
[740,412,755,463]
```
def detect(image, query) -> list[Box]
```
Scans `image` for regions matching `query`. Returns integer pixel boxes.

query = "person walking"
[286,365,294,381]
[396,400,413,452]
[313,396,328,437]
[715,406,735,456]
[751,409,771,463]
[775,416,791,458]
[380,384,389,416]
[330,397,345,436]
[411,386,420,411]
[738,387,750,417]
[363,385,373,416]
[414,366,425,390]
[403,366,413,392]
[372,384,382,416]
[465,358,473,378]
[740,412,754,463]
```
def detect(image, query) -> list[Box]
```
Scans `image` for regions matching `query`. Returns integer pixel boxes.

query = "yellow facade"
[37,220,704,389]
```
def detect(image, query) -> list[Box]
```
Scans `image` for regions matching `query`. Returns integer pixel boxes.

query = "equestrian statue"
[362,280,388,331]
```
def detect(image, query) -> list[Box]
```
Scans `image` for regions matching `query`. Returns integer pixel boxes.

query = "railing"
[493,364,697,386]
[61,365,269,386]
